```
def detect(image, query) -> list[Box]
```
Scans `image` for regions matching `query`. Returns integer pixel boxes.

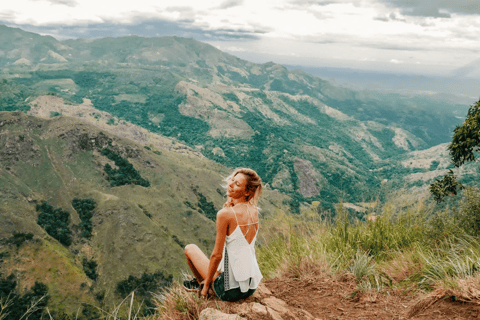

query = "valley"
[0,24,478,317]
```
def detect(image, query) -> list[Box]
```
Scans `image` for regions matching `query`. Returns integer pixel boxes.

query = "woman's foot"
[183,278,201,292]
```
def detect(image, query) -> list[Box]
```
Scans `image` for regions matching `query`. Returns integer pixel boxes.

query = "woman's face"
[227,173,250,200]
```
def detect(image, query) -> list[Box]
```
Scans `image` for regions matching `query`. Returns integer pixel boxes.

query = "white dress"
[217,206,263,292]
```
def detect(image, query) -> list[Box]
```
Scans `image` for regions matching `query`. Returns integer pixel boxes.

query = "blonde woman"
[183,168,263,302]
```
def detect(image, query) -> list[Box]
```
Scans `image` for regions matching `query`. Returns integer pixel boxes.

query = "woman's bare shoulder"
[216,207,233,220]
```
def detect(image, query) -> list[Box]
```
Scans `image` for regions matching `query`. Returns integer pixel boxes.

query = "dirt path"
[263,275,480,320]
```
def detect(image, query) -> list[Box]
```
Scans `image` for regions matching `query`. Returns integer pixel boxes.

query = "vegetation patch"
[36,202,72,246]
[115,271,173,316]
[101,148,150,187]
[82,258,98,281]
[4,232,34,248]
[0,273,49,320]
[72,198,96,238]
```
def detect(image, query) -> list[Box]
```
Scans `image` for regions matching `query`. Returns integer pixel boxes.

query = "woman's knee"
[184,244,199,256]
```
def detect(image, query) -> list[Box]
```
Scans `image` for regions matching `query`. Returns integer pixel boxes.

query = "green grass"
[257,193,480,293]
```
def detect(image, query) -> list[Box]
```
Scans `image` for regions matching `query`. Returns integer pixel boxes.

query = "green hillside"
[0,111,288,316]
[0,24,471,211]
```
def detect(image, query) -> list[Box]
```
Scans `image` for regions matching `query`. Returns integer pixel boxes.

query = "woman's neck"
[231,198,248,206]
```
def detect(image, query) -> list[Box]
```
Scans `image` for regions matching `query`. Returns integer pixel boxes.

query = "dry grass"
[379,250,424,284]
[154,281,214,320]
[407,273,480,317]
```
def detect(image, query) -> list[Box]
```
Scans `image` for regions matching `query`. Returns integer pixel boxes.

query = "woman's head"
[225,168,263,206]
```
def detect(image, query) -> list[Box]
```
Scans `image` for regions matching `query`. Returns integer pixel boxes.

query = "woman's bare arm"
[201,208,230,296]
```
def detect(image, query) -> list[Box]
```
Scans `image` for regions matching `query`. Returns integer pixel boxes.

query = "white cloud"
[0,0,479,76]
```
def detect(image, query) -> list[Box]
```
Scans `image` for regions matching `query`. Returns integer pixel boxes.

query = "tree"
[430,99,480,202]
[429,170,462,202]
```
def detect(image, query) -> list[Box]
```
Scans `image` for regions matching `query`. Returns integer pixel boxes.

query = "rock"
[251,302,268,316]
[238,302,269,318]
[266,307,284,320]
[262,297,289,315]
[199,308,245,320]
[252,283,272,299]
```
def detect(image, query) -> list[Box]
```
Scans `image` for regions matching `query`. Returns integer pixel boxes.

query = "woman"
[183,168,263,302]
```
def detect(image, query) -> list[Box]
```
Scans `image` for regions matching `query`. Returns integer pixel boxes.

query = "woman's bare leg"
[184,244,210,282]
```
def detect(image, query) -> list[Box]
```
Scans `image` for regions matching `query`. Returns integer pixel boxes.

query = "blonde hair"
[224,168,263,207]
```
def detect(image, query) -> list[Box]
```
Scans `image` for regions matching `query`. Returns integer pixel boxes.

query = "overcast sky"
[1,0,480,78]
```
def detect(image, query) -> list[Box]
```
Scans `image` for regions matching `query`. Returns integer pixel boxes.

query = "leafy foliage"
[198,193,217,221]
[430,170,463,202]
[101,148,150,187]
[456,187,480,237]
[0,273,49,320]
[449,99,480,167]
[115,271,173,316]
[82,258,98,281]
[72,198,96,238]
[430,99,480,202]
[5,232,33,248]
[36,202,72,246]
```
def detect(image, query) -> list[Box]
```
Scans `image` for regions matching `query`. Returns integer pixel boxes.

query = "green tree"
[72,198,96,238]
[430,99,480,202]
[36,202,72,246]
[430,170,463,202]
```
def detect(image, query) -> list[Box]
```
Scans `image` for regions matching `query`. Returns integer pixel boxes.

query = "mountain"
[0,110,288,315]
[1,25,471,212]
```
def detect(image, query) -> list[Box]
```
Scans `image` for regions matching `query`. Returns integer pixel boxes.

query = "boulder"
[199,308,245,320]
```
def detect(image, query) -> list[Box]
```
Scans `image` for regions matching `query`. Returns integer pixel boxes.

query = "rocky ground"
[193,273,480,320]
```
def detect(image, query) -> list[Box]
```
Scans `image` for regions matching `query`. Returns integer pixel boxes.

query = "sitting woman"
[183,168,263,302]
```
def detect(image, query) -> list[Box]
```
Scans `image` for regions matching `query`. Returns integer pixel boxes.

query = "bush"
[0,273,49,320]
[456,187,480,237]
[198,193,216,221]
[36,202,72,246]
[72,198,96,238]
[115,271,173,316]
[82,259,98,281]
[6,232,33,248]
[101,148,150,187]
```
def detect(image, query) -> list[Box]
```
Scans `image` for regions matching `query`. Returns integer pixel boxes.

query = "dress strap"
[231,206,240,226]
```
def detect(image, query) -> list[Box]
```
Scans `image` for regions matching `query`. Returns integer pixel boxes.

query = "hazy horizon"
[1,0,479,81]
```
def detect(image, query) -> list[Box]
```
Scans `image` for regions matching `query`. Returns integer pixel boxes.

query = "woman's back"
[227,203,259,245]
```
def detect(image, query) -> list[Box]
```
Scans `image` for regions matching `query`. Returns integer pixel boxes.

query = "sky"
[1,0,480,78]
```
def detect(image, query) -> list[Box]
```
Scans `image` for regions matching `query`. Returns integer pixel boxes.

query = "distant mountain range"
[0,24,471,209]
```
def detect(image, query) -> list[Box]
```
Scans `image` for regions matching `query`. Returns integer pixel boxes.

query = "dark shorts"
[212,273,256,302]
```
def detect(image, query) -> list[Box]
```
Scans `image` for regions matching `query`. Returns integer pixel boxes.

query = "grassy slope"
[0,111,289,313]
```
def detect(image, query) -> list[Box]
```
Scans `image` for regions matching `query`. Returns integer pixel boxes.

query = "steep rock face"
[294,159,325,198]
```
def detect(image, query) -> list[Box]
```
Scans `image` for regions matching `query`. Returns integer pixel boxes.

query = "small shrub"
[36,202,72,246]
[72,198,96,238]
[198,193,216,221]
[82,259,98,281]
[116,271,173,316]
[102,148,150,187]
[7,232,33,248]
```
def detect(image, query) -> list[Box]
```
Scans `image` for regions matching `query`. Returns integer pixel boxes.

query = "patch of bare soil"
[262,274,480,320]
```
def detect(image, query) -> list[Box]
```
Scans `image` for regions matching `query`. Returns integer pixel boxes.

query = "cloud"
[390,59,403,64]
[379,0,480,18]
[217,0,244,10]
[31,0,78,7]
[0,10,16,21]
[286,0,345,7]
[4,16,264,41]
